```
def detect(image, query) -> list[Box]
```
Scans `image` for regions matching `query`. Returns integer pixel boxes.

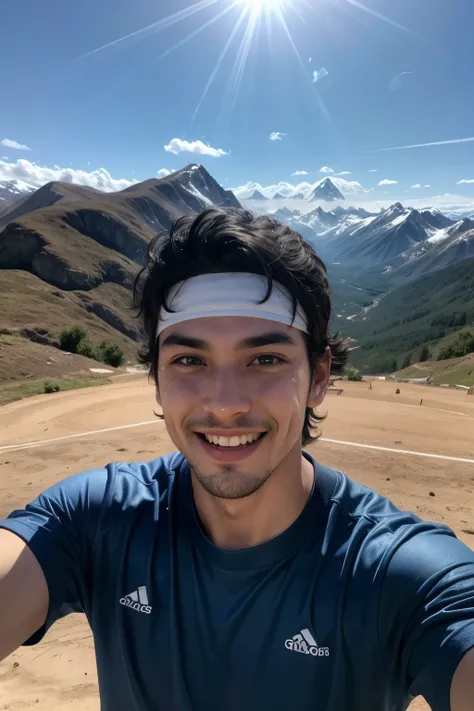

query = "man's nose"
[201,369,252,419]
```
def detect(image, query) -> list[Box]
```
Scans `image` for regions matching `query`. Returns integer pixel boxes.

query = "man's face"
[156,316,329,500]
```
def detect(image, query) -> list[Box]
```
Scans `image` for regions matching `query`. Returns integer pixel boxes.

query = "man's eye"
[173,356,204,367]
[251,354,284,366]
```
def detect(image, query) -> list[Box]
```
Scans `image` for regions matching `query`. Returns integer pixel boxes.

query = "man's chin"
[192,467,271,500]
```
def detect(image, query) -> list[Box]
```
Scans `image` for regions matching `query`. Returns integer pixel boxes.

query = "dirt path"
[1,379,473,710]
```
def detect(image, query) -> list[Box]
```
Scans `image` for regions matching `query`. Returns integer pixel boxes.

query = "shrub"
[59,326,88,353]
[347,366,363,382]
[58,326,125,367]
[76,339,96,359]
[95,340,125,367]
[44,380,60,393]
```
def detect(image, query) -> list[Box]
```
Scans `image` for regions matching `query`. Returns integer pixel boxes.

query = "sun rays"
[78,0,419,121]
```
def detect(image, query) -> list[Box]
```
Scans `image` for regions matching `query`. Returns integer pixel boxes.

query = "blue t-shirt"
[1,451,473,711]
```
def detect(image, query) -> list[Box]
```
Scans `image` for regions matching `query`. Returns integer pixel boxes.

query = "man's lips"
[194,431,268,463]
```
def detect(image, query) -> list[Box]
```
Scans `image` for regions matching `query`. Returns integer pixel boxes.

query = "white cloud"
[157,168,175,178]
[164,138,228,157]
[319,166,334,173]
[335,171,351,176]
[424,184,431,188]
[313,67,328,83]
[378,178,398,186]
[292,170,308,175]
[269,132,286,141]
[457,179,474,184]
[1,138,32,151]
[375,136,474,152]
[0,158,137,192]
[368,169,378,172]
[411,184,421,188]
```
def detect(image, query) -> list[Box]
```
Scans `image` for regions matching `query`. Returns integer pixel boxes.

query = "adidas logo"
[119,586,152,614]
[285,628,330,657]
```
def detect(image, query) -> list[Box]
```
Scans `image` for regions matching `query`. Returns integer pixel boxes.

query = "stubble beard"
[190,462,274,500]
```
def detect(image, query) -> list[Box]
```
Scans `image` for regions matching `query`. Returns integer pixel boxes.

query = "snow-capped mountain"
[298,206,340,231]
[272,200,471,278]
[306,178,345,202]
[320,203,445,266]
[384,217,474,279]
[0,179,36,210]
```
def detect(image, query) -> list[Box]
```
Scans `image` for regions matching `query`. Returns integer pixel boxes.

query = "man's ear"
[307,346,332,409]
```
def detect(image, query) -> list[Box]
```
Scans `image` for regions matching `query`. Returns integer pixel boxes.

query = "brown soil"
[0,379,473,710]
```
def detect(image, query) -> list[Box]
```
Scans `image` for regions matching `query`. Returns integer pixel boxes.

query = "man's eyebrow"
[159,330,299,351]
[236,331,299,349]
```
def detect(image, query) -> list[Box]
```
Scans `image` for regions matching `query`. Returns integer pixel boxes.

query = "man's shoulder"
[312,455,456,549]
[314,456,413,527]
[95,450,186,507]
[112,451,185,486]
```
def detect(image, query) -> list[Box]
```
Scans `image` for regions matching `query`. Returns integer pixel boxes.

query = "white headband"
[156,273,308,336]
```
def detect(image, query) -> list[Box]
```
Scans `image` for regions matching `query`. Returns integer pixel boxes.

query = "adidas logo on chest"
[285,628,330,657]
[119,586,152,614]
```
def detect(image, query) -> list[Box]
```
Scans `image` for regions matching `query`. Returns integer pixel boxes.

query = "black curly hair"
[133,207,350,445]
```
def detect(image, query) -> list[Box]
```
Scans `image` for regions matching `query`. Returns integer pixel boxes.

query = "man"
[0,208,473,710]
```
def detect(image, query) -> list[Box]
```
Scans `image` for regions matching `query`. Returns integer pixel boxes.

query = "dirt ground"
[0,377,473,710]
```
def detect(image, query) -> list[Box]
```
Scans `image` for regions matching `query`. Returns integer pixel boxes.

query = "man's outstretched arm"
[0,467,109,658]
[0,529,49,662]
[451,647,474,711]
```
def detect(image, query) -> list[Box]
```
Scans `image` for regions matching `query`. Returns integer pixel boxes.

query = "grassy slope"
[0,271,140,368]
[395,354,474,387]
[0,376,113,406]
[342,257,474,372]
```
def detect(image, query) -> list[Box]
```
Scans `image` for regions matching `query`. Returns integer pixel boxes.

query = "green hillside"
[341,257,474,373]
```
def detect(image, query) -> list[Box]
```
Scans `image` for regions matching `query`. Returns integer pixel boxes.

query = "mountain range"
[288,201,474,278]
[235,176,364,201]
[1,166,473,383]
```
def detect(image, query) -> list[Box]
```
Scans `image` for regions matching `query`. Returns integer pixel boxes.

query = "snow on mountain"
[383,218,474,279]
[0,179,36,209]
[427,217,474,244]
[427,228,450,244]
[298,206,340,231]
[325,177,365,196]
[321,203,435,266]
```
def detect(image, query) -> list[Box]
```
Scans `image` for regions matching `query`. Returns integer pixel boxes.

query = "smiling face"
[156,315,330,500]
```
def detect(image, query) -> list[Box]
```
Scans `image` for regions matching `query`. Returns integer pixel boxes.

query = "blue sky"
[1,0,474,200]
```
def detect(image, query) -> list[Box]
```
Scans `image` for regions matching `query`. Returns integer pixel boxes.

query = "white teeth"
[203,433,262,447]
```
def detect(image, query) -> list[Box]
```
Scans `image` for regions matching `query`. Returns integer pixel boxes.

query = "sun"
[237,0,287,14]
